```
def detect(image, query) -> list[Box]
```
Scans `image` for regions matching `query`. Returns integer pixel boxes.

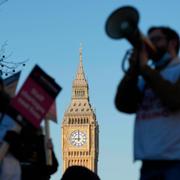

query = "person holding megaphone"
[114,25,180,180]
[105,6,180,180]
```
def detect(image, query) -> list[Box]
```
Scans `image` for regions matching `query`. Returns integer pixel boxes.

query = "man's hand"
[128,49,139,69]
[139,45,149,70]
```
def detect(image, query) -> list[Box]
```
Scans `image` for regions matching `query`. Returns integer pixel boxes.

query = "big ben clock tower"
[62,47,99,173]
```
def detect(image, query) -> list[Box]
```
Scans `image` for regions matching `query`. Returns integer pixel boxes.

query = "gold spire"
[73,44,87,86]
[80,43,83,65]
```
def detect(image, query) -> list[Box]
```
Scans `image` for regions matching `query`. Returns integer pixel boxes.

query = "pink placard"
[10,77,54,128]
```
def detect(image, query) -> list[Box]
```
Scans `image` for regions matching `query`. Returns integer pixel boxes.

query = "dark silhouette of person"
[61,166,100,180]
[4,126,58,180]
[115,26,180,180]
[0,75,58,180]
[0,77,22,179]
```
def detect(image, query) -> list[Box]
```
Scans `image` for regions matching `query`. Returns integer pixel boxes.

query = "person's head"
[147,26,180,60]
[61,166,100,180]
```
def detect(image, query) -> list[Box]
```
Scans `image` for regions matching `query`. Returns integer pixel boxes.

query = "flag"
[45,102,57,123]
[4,71,21,97]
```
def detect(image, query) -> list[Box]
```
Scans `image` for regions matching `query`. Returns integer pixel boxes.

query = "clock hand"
[77,130,79,140]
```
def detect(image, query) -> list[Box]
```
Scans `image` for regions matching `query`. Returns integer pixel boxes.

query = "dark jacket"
[4,128,58,180]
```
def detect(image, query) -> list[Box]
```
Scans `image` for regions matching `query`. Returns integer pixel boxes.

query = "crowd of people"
[0,77,59,180]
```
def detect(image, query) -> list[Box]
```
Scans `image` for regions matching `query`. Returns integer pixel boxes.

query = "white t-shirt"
[134,59,180,160]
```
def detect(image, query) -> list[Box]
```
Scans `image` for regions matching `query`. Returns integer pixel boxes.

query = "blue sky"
[0,1,180,180]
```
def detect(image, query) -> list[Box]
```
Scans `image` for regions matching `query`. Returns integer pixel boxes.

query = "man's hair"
[148,26,180,54]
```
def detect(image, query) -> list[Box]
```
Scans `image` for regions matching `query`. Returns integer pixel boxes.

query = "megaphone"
[105,6,157,58]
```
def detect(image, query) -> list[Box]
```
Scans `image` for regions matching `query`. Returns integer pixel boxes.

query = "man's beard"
[153,47,167,62]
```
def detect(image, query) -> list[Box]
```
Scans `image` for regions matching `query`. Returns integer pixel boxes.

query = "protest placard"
[9,65,62,128]
[0,65,62,162]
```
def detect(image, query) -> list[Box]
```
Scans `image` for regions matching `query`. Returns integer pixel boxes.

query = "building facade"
[62,47,99,173]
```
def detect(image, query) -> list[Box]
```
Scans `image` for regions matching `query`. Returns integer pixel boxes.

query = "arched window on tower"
[69,118,71,124]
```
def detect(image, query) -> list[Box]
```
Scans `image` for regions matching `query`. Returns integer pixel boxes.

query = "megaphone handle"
[122,49,133,73]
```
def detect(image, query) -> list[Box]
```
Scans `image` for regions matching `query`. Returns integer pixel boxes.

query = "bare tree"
[0,42,28,77]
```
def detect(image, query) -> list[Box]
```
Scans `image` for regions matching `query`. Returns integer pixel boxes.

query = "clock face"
[70,130,87,147]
